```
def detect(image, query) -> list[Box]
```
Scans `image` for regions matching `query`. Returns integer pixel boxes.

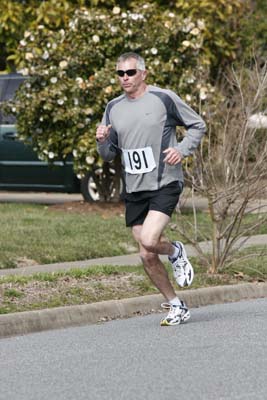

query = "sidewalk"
[0,234,266,338]
[0,234,266,277]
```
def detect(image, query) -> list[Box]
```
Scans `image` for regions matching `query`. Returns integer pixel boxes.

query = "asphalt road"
[0,298,266,400]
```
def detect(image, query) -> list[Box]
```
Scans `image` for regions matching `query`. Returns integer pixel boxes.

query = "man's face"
[116,58,147,96]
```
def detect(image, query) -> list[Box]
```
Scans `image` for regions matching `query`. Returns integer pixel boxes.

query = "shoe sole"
[160,319,181,326]
[176,241,194,287]
[184,262,194,286]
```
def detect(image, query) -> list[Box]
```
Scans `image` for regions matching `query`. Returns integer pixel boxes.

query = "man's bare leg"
[131,211,177,301]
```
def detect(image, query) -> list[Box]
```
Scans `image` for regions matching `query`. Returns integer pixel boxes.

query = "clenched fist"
[163,147,183,165]
[96,124,112,143]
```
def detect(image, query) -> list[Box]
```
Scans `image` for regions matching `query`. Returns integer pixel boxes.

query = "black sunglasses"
[116,69,138,77]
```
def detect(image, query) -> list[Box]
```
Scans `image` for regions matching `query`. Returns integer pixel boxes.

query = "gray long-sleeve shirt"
[97,85,206,193]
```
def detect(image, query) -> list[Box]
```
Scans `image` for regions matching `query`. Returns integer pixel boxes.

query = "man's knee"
[139,234,158,253]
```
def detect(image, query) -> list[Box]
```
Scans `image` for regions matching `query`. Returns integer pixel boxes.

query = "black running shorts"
[125,181,183,227]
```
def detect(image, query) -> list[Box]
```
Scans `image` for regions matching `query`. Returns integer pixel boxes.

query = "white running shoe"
[169,241,194,287]
[160,301,190,326]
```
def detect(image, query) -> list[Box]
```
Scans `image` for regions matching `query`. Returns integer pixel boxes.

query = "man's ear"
[142,70,147,80]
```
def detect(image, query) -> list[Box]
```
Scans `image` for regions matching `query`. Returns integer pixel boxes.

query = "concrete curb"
[1,282,266,339]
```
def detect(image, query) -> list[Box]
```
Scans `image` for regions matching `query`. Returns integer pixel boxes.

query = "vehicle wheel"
[80,169,125,202]
[80,171,100,202]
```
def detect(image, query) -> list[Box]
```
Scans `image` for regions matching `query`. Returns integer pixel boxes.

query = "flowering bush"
[4,2,219,178]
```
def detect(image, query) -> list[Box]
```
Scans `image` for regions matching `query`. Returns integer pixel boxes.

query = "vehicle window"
[0,74,25,124]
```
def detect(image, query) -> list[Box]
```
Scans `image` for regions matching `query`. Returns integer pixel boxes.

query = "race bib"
[122,146,156,175]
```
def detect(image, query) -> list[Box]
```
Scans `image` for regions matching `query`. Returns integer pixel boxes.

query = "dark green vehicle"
[0,73,101,201]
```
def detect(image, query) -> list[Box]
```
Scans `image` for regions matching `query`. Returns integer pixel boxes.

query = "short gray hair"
[116,52,146,70]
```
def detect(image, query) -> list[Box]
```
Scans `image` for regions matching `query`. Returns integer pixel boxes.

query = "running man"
[96,52,206,326]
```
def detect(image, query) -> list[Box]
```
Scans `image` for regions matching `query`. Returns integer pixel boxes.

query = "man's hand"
[163,147,183,165]
[96,124,112,143]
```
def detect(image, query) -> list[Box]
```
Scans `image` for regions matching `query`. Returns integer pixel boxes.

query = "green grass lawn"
[0,254,266,314]
[0,203,266,269]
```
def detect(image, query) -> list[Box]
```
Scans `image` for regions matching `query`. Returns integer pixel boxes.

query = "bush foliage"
[3,0,249,176]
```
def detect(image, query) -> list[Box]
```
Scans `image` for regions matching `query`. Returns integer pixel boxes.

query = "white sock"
[170,244,179,260]
[169,297,182,307]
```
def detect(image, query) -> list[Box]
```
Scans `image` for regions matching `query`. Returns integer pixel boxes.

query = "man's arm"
[168,90,207,158]
[96,105,119,161]
[96,126,119,162]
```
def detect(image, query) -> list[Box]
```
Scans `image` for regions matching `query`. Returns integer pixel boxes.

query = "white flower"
[187,77,195,83]
[30,35,35,41]
[74,98,79,105]
[76,77,83,84]
[47,42,51,48]
[185,94,192,102]
[69,20,76,29]
[24,31,31,38]
[59,60,68,69]
[48,152,55,159]
[52,43,57,50]
[127,29,132,36]
[37,25,45,30]
[20,68,29,76]
[20,39,27,47]
[112,6,120,14]
[182,40,191,48]
[92,35,100,43]
[191,27,200,36]
[25,52,34,61]
[77,174,82,179]
[50,77,58,84]
[86,156,95,165]
[122,12,127,18]
[168,12,175,18]
[197,20,205,30]
[12,107,16,113]
[130,13,144,20]
[42,51,49,60]
[110,78,115,84]
[39,116,44,121]
[57,99,64,105]
[151,48,158,55]
[182,22,195,33]
[200,88,207,100]
[110,26,117,33]
[84,108,93,115]
[73,149,78,157]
